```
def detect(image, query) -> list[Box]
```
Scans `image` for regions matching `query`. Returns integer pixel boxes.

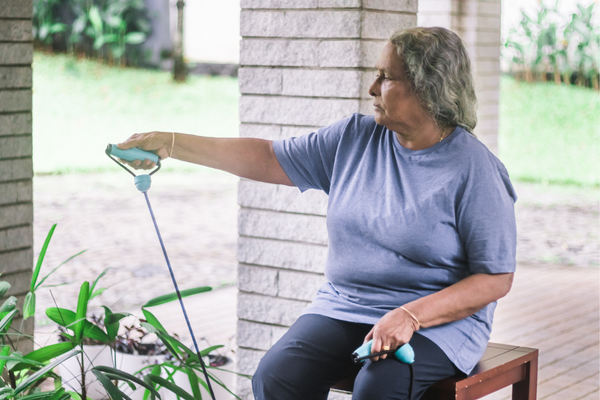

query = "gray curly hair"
[389,27,478,133]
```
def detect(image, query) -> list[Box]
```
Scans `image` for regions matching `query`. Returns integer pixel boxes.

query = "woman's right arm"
[117,131,294,186]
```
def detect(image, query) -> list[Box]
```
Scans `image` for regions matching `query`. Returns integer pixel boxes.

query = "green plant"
[503,0,599,89]
[91,287,247,400]
[0,224,88,399]
[563,3,599,89]
[32,0,67,45]
[0,223,241,400]
[33,0,152,66]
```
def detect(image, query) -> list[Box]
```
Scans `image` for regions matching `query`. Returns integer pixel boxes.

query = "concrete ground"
[32,170,599,399]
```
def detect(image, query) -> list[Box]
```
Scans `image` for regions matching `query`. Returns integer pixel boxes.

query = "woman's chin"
[373,112,386,126]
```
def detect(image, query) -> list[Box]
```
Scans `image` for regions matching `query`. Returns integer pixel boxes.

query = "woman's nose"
[369,78,379,97]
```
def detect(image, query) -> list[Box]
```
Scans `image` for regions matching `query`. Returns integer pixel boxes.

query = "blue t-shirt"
[272,113,517,374]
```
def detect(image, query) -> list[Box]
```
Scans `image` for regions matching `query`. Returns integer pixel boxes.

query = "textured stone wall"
[0,0,35,353]
[418,0,502,154]
[236,1,417,398]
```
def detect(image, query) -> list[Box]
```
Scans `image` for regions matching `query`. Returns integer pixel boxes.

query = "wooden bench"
[331,343,539,400]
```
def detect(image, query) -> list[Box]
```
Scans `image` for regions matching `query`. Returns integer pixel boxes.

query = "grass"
[32,52,239,173]
[33,53,599,187]
[499,76,599,187]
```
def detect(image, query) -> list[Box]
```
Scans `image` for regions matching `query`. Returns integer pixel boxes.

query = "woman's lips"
[374,104,383,112]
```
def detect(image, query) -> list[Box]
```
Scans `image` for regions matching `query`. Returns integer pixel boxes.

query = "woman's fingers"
[367,307,417,362]
[114,131,171,169]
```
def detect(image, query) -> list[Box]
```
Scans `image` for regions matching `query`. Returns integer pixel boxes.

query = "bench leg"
[512,357,538,400]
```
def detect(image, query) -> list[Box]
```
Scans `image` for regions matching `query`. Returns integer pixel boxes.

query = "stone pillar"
[0,0,35,353]
[418,0,502,154]
[236,1,417,398]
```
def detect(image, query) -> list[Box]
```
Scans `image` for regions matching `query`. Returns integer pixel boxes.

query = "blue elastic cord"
[143,191,216,400]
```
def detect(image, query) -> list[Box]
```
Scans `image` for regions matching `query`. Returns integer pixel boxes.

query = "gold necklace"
[439,126,452,142]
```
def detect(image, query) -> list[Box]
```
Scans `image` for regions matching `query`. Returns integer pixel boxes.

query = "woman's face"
[369,42,428,133]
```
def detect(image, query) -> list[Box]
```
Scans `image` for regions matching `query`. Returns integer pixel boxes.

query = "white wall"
[174,0,241,64]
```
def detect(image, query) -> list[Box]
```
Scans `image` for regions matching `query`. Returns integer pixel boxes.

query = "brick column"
[418,0,501,154]
[236,1,417,398]
[0,1,35,353]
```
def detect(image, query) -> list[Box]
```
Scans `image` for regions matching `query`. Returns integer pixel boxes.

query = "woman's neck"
[393,119,452,151]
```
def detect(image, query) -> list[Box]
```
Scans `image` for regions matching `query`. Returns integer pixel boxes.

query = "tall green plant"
[33,0,152,66]
[91,287,248,400]
[503,0,599,89]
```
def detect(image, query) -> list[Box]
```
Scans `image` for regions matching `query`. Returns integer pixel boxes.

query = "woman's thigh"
[352,333,459,400]
[252,314,372,400]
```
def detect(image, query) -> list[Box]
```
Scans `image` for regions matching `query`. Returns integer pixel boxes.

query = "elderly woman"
[119,27,516,400]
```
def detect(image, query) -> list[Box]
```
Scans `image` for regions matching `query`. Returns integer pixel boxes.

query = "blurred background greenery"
[31,0,599,187]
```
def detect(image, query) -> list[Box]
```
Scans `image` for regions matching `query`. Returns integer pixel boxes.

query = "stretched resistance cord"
[105,144,217,400]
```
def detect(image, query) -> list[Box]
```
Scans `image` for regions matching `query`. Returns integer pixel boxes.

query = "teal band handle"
[106,144,159,163]
[352,339,415,364]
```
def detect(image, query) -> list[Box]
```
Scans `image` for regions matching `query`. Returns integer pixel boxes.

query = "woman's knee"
[352,359,412,400]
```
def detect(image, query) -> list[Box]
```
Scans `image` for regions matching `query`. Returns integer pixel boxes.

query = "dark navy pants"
[252,314,459,400]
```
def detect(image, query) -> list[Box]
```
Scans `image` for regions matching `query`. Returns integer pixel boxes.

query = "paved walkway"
[33,171,599,399]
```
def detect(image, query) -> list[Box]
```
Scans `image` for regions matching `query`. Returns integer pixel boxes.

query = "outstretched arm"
[117,131,293,186]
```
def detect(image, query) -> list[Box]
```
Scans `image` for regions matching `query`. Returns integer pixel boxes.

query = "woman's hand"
[364,307,419,361]
[117,131,173,170]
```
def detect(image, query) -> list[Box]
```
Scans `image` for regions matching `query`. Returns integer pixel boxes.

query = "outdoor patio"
[33,172,599,399]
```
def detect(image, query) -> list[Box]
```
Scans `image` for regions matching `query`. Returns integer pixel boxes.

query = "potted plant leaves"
[91,288,245,400]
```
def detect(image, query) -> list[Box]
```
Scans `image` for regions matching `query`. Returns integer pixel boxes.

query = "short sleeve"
[272,117,349,194]
[456,157,518,275]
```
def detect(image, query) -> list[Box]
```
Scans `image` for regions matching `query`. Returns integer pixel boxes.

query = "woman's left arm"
[366,272,514,360]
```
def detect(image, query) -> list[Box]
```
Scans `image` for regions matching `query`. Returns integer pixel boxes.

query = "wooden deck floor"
[88,263,600,400]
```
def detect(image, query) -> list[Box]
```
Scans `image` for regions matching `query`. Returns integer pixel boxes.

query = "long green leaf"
[91,369,128,400]
[45,308,75,327]
[186,367,201,400]
[89,287,106,301]
[35,250,87,291]
[74,282,89,343]
[199,344,224,358]
[83,320,109,343]
[0,309,18,333]
[143,286,211,308]
[143,365,161,400]
[45,308,109,343]
[156,333,193,361]
[0,282,11,299]
[47,388,66,400]
[124,32,146,44]
[13,349,81,396]
[141,309,166,333]
[88,6,103,33]
[23,291,36,320]
[92,366,161,399]
[0,296,17,314]
[90,268,110,295]
[102,306,117,343]
[146,375,196,400]
[0,345,10,372]
[67,391,81,400]
[16,391,54,400]
[0,354,45,371]
[24,342,76,363]
[32,224,57,292]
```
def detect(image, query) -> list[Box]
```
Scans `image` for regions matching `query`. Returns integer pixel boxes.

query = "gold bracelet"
[400,306,421,330]
[169,132,175,158]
